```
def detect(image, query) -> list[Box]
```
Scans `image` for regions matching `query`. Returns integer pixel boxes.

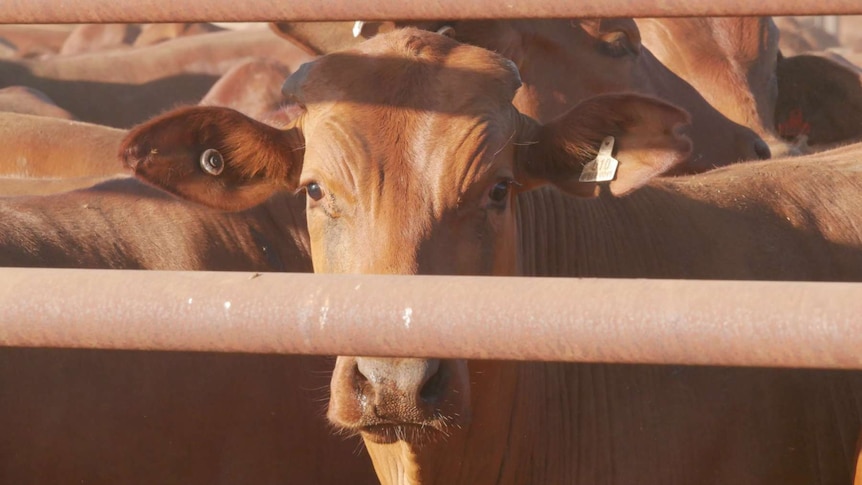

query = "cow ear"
[121,106,305,212]
[516,94,691,197]
[775,53,862,147]
[269,22,364,55]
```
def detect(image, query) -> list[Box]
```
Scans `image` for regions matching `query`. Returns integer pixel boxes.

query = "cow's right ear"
[516,94,692,197]
[120,106,305,212]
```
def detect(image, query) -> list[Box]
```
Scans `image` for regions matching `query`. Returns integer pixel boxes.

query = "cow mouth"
[359,420,456,445]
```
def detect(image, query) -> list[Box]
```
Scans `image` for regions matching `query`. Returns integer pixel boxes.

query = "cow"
[0,177,310,270]
[58,23,225,56]
[0,24,73,59]
[0,58,298,182]
[0,86,74,119]
[121,29,862,484]
[0,113,125,178]
[0,175,120,196]
[636,17,862,153]
[773,16,840,56]
[774,52,862,148]
[0,28,314,127]
[271,19,771,172]
[59,24,144,56]
[199,57,298,126]
[0,176,387,484]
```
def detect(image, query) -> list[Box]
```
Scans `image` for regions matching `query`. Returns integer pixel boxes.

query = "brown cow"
[774,16,840,56]
[0,24,74,59]
[0,113,125,178]
[272,19,771,172]
[59,23,225,55]
[0,348,376,485]
[774,53,862,147]
[0,86,74,119]
[0,175,120,196]
[636,17,862,153]
[122,30,862,484]
[0,177,309,270]
[59,24,143,56]
[199,57,298,126]
[134,22,225,47]
[0,178,382,484]
[0,28,313,127]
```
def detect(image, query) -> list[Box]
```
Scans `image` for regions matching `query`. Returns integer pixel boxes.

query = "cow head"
[270,18,763,172]
[121,29,691,483]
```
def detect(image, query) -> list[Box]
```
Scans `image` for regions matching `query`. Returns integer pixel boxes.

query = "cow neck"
[516,186,679,278]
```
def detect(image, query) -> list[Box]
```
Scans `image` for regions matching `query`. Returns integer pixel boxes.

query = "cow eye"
[488,180,513,204]
[598,31,638,58]
[305,181,324,201]
[200,148,224,176]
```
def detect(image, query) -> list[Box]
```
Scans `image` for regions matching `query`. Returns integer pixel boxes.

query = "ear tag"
[352,21,366,38]
[579,136,619,183]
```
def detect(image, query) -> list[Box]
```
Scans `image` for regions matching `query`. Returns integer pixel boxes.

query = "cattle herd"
[2,15,862,485]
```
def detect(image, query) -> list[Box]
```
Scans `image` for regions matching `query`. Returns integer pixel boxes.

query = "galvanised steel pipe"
[1,268,861,369]
[0,0,861,23]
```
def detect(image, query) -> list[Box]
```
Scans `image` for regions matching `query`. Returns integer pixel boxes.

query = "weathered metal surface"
[0,0,861,23]
[1,268,860,369]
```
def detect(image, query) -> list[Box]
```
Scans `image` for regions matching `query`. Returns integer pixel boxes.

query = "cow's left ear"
[516,94,691,197]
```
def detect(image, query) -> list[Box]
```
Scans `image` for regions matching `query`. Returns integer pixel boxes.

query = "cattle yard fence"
[0,0,861,23]
[1,1,862,370]
[2,269,862,369]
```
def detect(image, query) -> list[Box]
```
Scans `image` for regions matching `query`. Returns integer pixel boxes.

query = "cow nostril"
[419,361,446,403]
[753,139,771,160]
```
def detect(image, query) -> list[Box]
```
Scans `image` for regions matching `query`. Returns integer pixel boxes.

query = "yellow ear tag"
[578,136,619,183]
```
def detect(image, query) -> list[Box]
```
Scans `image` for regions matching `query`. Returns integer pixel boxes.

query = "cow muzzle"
[328,356,471,444]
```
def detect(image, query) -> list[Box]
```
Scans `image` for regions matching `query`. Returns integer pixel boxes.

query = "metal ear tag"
[353,21,366,38]
[578,136,619,183]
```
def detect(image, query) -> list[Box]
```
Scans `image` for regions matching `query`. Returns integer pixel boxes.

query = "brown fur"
[775,53,862,147]
[0,154,382,485]
[199,58,297,126]
[638,17,862,154]
[0,24,73,59]
[0,86,74,119]
[123,30,862,484]
[0,113,125,178]
[0,29,313,127]
[774,16,841,56]
[59,24,142,56]
[637,18,786,152]
[133,22,224,47]
[0,175,120,196]
[268,19,768,171]
[121,106,302,211]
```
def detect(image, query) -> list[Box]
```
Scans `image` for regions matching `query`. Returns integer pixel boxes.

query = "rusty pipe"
[1,268,861,369]
[0,0,860,23]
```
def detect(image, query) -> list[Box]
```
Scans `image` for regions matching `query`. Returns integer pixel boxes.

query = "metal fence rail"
[2,268,861,369]
[0,0,861,23]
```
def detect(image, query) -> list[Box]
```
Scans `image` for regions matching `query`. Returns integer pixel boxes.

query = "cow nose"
[355,357,446,419]
[753,139,772,160]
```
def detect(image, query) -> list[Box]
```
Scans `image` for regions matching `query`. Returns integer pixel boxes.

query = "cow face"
[121,28,691,480]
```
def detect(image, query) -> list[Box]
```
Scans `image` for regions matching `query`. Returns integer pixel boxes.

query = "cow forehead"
[301,102,516,210]
[288,29,523,204]
[284,29,522,116]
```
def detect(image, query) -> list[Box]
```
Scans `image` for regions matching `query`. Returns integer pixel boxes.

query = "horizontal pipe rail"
[0,0,861,24]
[1,268,861,369]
